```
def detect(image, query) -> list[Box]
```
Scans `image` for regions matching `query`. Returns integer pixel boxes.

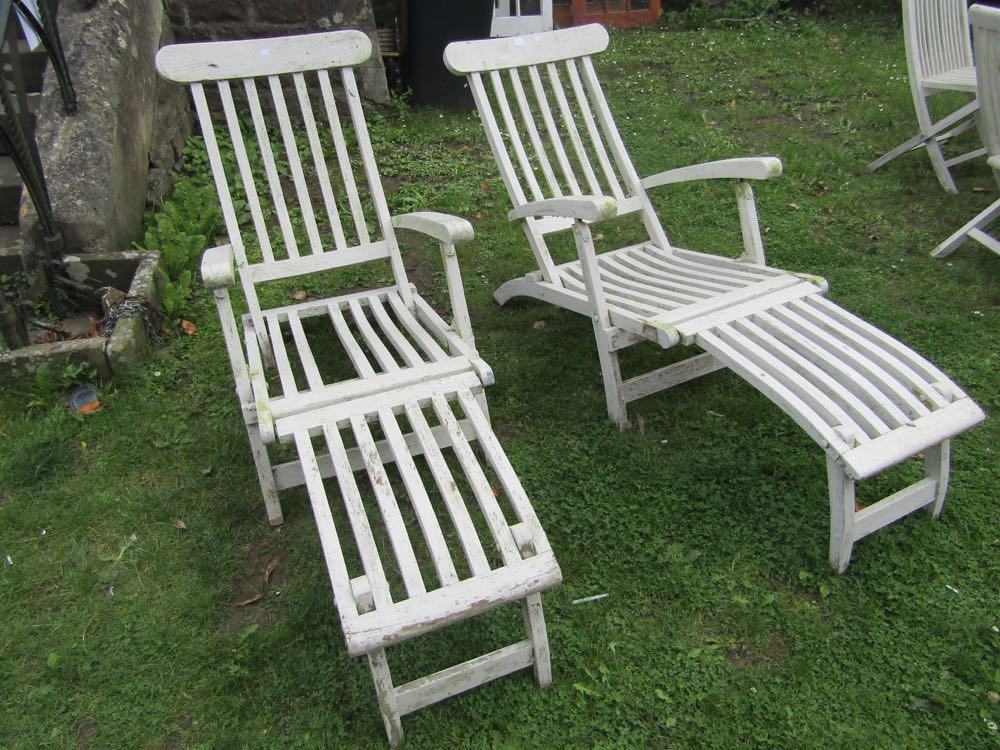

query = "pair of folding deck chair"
[157,21,985,747]
[156,32,560,748]
[934,4,1000,259]
[868,0,985,193]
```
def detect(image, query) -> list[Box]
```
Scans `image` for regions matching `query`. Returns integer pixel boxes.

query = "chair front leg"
[736,179,767,265]
[572,219,628,428]
[439,240,474,344]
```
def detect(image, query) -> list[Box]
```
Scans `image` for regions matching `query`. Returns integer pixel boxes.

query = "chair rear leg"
[246,423,283,526]
[827,455,856,574]
[368,649,404,748]
[926,137,959,194]
[925,439,951,519]
[521,592,552,688]
[592,322,628,429]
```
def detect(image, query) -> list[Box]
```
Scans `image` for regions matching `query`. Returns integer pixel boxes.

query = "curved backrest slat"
[155,30,372,83]
[971,4,1000,159]
[445,24,609,73]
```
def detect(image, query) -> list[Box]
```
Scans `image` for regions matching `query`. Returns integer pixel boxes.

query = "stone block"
[21,0,169,263]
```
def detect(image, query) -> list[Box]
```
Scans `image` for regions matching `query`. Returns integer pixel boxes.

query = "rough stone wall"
[164,0,390,102]
[21,0,191,263]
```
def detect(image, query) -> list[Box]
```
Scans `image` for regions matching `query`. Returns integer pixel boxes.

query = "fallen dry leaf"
[636,415,646,434]
[474,211,483,219]
[788,202,800,210]
[815,186,828,197]
[855,501,864,513]
[727,99,736,108]
[181,320,198,336]
[490,484,503,498]
[262,556,281,585]
[293,290,308,301]
[532,320,546,330]
[234,593,264,607]
[481,180,491,193]
[173,519,188,531]
[593,233,604,241]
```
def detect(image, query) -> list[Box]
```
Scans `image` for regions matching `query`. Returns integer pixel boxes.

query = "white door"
[491,0,554,37]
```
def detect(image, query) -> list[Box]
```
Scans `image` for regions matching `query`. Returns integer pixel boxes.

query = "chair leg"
[827,455,856,574]
[926,136,959,194]
[473,387,491,427]
[521,592,552,688]
[246,423,284,526]
[932,198,1000,258]
[592,322,628,429]
[368,649,404,748]
[925,439,951,520]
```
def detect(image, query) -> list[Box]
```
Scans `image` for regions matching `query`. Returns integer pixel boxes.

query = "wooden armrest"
[508,195,619,223]
[201,244,235,290]
[392,212,475,245]
[641,157,783,190]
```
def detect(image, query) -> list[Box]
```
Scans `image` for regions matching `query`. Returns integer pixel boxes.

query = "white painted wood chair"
[492,0,554,37]
[868,0,985,193]
[445,25,986,573]
[934,4,1000,259]
[155,31,560,746]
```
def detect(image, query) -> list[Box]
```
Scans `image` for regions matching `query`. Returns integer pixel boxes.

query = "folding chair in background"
[868,0,984,193]
[934,3,1000,258]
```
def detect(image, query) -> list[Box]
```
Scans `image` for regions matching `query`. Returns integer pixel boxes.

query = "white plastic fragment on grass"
[945,584,961,595]
[572,593,609,605]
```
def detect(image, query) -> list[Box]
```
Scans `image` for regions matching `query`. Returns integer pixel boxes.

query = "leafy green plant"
[8,357,101,413]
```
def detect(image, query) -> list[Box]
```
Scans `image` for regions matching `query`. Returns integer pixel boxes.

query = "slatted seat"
[445,25,986,572]
[242,287,485,425]
[156,30,560,746]
[868,0,985,193]
[933,5,1000,259]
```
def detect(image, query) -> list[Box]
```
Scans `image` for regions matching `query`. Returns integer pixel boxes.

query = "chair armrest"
[201,244,235,290]
[508,195,619,223]
[392,212,475,245]
[641,157,783,190]
[988,154,1000,171]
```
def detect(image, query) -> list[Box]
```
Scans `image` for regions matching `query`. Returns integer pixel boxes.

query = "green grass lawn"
[2,7,999,749]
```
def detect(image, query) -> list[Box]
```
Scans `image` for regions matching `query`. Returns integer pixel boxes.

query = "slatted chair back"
[904,0,974,86]
[445,24,669,283]
[155,31,412,340]
[972,4,1000,161]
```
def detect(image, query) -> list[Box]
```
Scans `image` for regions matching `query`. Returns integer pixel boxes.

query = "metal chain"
[100,298,166,346]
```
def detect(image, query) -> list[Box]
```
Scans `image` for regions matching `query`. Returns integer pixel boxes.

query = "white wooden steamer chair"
[155,31,560,747]
[934,4,1000,259]
[868,0,984,193]
[444,25,986,573]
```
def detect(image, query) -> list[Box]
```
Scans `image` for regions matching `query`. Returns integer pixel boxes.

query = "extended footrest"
[681,291,985,572]
[274,372,561,746]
